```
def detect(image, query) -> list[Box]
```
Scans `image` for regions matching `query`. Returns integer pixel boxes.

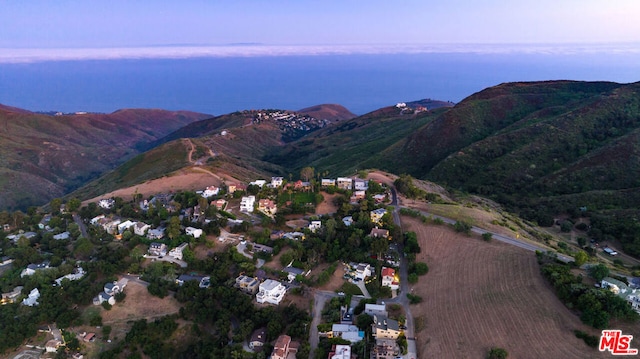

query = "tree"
[50,198,62,214]
[454,220,472,235]
[300,167,314,182]
[67,197,81,212]
[588,263,610,281]
[482,232,492,241]
[167,216,181,240]
[487,347,508,359]
[573,250,588,267]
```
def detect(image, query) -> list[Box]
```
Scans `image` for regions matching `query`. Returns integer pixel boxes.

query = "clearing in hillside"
[402,216,609,359]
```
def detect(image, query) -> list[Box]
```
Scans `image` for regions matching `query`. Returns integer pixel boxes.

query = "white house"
[202,186,220,198]
[147,228,165,240]
[354,179,368,191]
[55,267,85,286]
[185,227,203,239]
[104,278,128,296]
[22,288,40,306]
[90,214,105,226]
[256,279,286,305]
[364,303,388,317]
[53,231,70,240]
[381,267,399,291]
[249,179,267,188]
[602,277,640,313]
[93,292,115,306]
[117,220,136,234]
[271,177,284,188]
[329,344,353,359]
[342,216,353,227]
[309,220,322,233]
[169,242,189,260]
[98,198,115,209]
[331,324,364,343]
[20,261,51,278]
[148,242,167,256]
[240,196,256,212]
[353,263,371,281]
[134,222,151,236]
[45,339,62,353]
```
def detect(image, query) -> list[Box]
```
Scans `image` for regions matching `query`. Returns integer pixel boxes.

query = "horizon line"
[1,43,640,64]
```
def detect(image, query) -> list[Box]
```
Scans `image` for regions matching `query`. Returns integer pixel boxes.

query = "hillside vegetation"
[0,107,209,210]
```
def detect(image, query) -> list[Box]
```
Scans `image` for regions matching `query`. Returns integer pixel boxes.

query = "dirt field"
[315,192,339,215]
[402,216,609,359]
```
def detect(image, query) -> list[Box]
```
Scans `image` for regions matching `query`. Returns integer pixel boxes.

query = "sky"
[1,0,640,62]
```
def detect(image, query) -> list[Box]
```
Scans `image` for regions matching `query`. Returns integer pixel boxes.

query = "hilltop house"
[148,242,167,256]
[321,178,336,187]
[271,335,292,359]
[381,267,399,291]
[185,227,203,239]
[249,328,267,351]
[250,179,267,188]
[354,179,368,191]
[601,277,640,313]
[93,291,115,306]
[256,279,286,305]
[370,227,390,239]
[169,242,189,260]
[370,208,387,225]
[134,222,151,236]
[176,274,210,288]
[201,186,219,198]
[236,275,260,295]
[105,278,128,296]
[1,286,23,305]
[20,261,51,277]
[22,288,40,306]
[258,199,277,216]
[337,177,353,190]
[271,177,284,188]
[240,196,256,212]
[372,315,401,340]
[98,198,115,209]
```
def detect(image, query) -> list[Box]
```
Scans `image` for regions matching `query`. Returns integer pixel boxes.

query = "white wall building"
[240,196,256,212]
[169,242,189,260]
[185,227,203,238]
[256,279,286,305]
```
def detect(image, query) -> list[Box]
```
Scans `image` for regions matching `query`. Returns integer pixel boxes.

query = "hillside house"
[370,208,387,225]
[601,277,640,313]
[134,222,151,236]
[342,216,354,227]
[271,334,292,359]
[373,338,401,359]
[321,178,336,187]
[1,286,23,305]
[240,196,256,212]
[373,194,387,203]
[328,344,355,359]
[98,198,115,209]
[55,267,85,286]
[337,177,353,190]
[22,288,40,306]
[309,220,322,233]
[370,228,390,239]
[169,242,189,260]
[236,275,260,295]
[364,303,388,317]
[282,232,305,241]
[351,263,371,281]
[251,243,274,254]
[90,214,105,226]
[93,291,115,306]
[148,242,167,256]
[249,328,267,351]
[202,186,219,198]
[283,265,309,282]
[185,226,203,238]
[104,219,121,234]
[21,261,51,277]
[212,199,227,210]
[250,179,267,188]
[258,199,277,216]
[293,180,311,190]
[372,315,401,340]
[381,267,399,290]
[117,220,136,234]
[271,177,284,188]
[53,231,70,240]
[147,227,165,240]
[176,274,210,288]
[331,324,364,343]
[0,256,12,266]
[227,184,237,194]
[45,339,62,353]
[350,190,366,204]
[354,179,368,191]
[104,278,128,296]
[256,279,286,305]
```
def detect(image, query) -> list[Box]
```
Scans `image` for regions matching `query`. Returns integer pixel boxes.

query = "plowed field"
[402,217,608,359]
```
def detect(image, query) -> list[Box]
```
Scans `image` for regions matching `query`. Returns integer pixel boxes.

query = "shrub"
[407,293,422,304]
[574,330,598,348]
[482,232,492,241]
[412,262,429,275]
[487,347,508,359]
[454,220,472,234]
[408,273,419,284]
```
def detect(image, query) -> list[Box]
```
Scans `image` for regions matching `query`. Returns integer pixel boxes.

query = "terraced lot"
[402,217,609,359]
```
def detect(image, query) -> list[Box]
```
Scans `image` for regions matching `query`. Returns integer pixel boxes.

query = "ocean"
[1,52,639,115]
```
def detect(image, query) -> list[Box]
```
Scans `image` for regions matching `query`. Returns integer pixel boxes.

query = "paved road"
[309,290,337,359]
[73,213,89,238]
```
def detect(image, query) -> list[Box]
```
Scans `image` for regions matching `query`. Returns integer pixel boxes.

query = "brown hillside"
[0,105,210,210]
[297,104,356,122]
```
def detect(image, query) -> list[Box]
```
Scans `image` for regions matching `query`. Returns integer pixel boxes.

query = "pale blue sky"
[2,0,640,49]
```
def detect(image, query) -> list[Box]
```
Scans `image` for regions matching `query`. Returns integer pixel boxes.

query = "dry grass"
[315,191,339,215]
[402,216,609,359]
